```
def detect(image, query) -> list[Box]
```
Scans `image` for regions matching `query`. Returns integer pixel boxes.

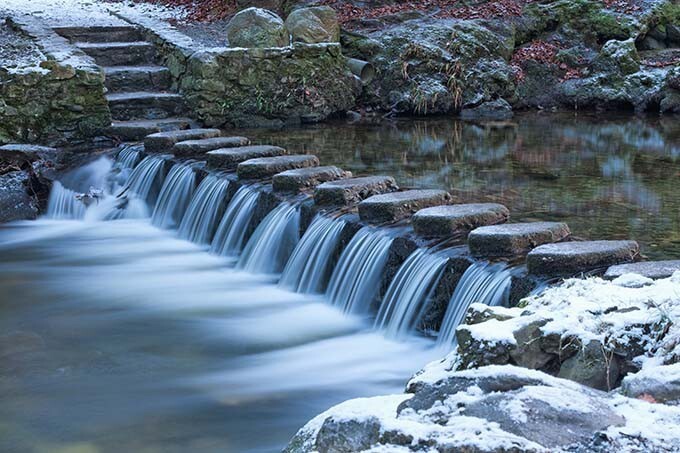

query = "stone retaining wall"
[0,16,110,146]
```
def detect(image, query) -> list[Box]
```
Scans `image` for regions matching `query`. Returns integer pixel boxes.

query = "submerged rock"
[226,8,288,48]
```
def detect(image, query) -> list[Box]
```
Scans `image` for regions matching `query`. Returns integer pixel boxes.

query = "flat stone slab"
[172,136,250,156]
[0,144,57,163]
[527,240,640,277]
[144,128,221,153]
[604,260,680,280]
[273,166,351,193]
[412,203,510,238]
[314,176,399,206]
[469,222,571,258]
[358,189,452,223]
[237,154,320,180]
[206,145,288,170]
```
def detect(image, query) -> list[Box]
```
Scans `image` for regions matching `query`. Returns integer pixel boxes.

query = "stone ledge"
[144,128,221,153]
[0,144,58,163]
[358,189,452,224]
[273,165,350,193]
[604,260,680,280]
[237,154,319,180]
[468,222,571,258]
[527,240,640,278]
[314,176,399,207]
[412,203,510,238]
[207,145,288,170]
[172,136,250,156]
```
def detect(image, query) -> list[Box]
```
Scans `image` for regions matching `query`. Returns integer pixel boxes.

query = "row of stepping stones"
[135,128,668,281]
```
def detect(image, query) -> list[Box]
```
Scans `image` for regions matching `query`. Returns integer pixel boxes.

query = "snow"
[0,0,187,27]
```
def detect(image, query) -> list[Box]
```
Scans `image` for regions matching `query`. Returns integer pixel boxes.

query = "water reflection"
[243,112,680,259]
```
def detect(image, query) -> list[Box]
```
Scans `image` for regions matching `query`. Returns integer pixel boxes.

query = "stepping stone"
[206,145,288,170]
[238,155,319,180]
[54,26,143,43]
[412,203,510,238]
[144,128,221,153]
[358,189,452,223]
[314,176,399,207]
[527,240,640,277]
[0,144,57,163]
[604,260,680,280]
[104,66,171,92]
[172,136,250,156]
[273,166,351,193]
[108,118,196,142]
[107,92,186,121]
[468,222,571,258]
[75,41,156,66]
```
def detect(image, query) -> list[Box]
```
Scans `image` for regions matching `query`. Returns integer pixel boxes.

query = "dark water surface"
[244,112,680,260]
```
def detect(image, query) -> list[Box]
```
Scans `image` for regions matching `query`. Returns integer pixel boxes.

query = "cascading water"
[151,163,197,230]
[177,174,230,245]
[116,147,142,169]
[46,182,87,220]
[437,261,515,349]
[117,155,169,209]
[210,186,260,258]
[375,248,449,339]
[237,203,300,274]
[279,215,346,294]
[326,227,393,315]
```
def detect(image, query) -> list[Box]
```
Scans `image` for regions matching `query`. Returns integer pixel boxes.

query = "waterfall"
[437,262,514,349]
[177,174,230,245]
[46,181,87,220]
[116,147,142,169]
[237,203,300,274]
[375,248,448,339]
[279,215,346,294]
[151,163,197,230]
[117,155,168,208]
[209,186,260,257]
[326,227,393,315]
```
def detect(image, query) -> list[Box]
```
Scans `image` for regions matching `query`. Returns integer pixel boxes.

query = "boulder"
[412,203,509,238]
[314,176,399,206]
[237,154,319,179]
[460,98,514,120]
[0,144,57,164]
[358,189,452,223]
[172,136,250,156]
[468,222,571,258]
[621,363,680,403]
[527,240,640,278]
[285,6,340,44]
[207,145,288,170]
[596,39,640,75]
[144,128,221,153]
[0,171,39,222]
[272,165,350,192]
[668,24,680,44]
[226,8,288,48]
[558,339,622,391]
[604,260,680,280]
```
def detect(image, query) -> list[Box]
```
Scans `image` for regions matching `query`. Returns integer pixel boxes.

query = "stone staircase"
[55,25,197,141]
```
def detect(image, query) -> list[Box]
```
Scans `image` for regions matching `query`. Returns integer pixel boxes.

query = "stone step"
[412,203,510,238]
[273,166,351,193]
[106,92,186,121]
[468,222,571,258]
[54,26,144,43]
[604,260,680,281]
[527,240,640,278]
[172,136,251,156]
[144,128,222,153]
[0,144,57,163]
[104,66,172,92]
[75,41,156,66]
[358,189,452,224]
[314,176,399,207]
[237,155,320,180]
[206,145,288,170]
[107,118,197,142]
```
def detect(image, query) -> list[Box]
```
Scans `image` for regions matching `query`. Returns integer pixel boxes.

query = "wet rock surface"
[412,203,509,238]
[272,165,350,193]
[358,189,452,224]
[172,136,250,156]
[314,175,398,206]
[527,240,640,278]
[207,145,288,170]
[468,222,571,258]
[237,154,319,179]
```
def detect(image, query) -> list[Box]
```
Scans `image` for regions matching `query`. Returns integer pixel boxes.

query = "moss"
[650,1,680,25]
